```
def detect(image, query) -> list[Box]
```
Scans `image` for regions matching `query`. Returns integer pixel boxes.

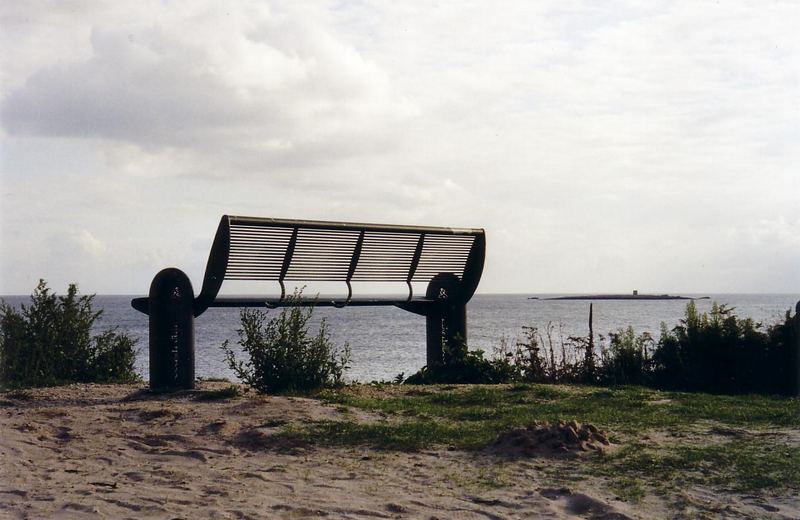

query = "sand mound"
[492,420,612,457]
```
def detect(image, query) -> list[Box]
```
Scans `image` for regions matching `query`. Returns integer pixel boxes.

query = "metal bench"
[132,215,486,389]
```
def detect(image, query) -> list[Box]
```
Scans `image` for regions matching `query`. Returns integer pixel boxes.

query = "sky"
[1,0,799,296]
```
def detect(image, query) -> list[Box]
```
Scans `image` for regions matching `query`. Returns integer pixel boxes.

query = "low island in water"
[535,292,710,301]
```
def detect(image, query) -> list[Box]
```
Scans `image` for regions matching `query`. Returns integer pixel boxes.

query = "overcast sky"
[1,1,798,295]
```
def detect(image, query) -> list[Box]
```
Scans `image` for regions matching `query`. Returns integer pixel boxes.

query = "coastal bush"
[514,325,548,381]
[766,308,799,395]
[490,323,601,385]
[403,321,656,387]
[652,301,798,395]
[503,301,798,395]
[0,280,139,388]
[599,327,653,386]
[498,325,549,383]
[221,293,351,393]
[404,336,515,384]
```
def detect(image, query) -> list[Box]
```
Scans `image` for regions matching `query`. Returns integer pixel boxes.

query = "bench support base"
[423,273,467,368]
[425,303,467,368]
[148,268,195,390]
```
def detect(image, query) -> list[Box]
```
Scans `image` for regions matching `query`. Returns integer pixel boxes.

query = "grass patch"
[194,385,241,401]
[607,476,647,503]
[279,419,485,451]
[316,384,798,435]
[667,392,800,427]
[595,439,800,495]
[287,383,800,497]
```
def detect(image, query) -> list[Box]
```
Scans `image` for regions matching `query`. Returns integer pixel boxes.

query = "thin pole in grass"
[586,303,595,382]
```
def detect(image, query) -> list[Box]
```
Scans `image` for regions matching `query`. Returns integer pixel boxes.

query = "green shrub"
[599,326,653,386]
[492,323,594,385]
[652,301,798,395]
[405,336,515,384]
[0,280,139,388]
[401,301,798,394]
[221,294,351,393]
[503,325,548,382]
[765,309,799,395]
[497,301,798,395]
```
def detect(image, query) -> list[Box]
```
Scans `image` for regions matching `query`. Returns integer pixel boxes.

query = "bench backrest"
[194,215,485,315]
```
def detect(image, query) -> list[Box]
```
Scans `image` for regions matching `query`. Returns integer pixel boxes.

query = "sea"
[2,294,797,383]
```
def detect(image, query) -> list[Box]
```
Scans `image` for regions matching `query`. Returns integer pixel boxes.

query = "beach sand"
[0,383,794,519]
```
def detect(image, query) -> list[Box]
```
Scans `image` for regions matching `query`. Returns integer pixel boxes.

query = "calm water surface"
[3,294,797,382]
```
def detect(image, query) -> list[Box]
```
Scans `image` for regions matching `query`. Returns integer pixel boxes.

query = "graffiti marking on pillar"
[170,323,180,382]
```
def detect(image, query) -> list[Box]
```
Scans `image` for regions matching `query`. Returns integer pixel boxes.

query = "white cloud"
[1,2,416,174]
[74,229,106,258]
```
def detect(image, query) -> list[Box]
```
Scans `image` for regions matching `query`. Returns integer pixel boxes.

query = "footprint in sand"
[58,502,99,514]
[54,426,73,442]
[540,487,633,520]
[137,409,181,422]
[123,471,145,482]
[198,419,241,437]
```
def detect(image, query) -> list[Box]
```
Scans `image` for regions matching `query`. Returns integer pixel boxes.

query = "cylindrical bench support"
[148,268,195,390]
[424,273,467,368]
[425,303,467,368]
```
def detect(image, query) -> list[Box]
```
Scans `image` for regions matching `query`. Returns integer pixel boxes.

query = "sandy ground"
[0,383,795,519]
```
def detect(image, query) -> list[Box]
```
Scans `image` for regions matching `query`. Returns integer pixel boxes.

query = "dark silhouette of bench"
[132,215,486,389]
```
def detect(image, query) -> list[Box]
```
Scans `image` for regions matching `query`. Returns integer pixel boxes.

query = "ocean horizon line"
[2,291,798,299]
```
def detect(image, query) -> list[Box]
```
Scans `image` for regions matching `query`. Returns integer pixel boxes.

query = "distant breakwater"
[539,294,710,301]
